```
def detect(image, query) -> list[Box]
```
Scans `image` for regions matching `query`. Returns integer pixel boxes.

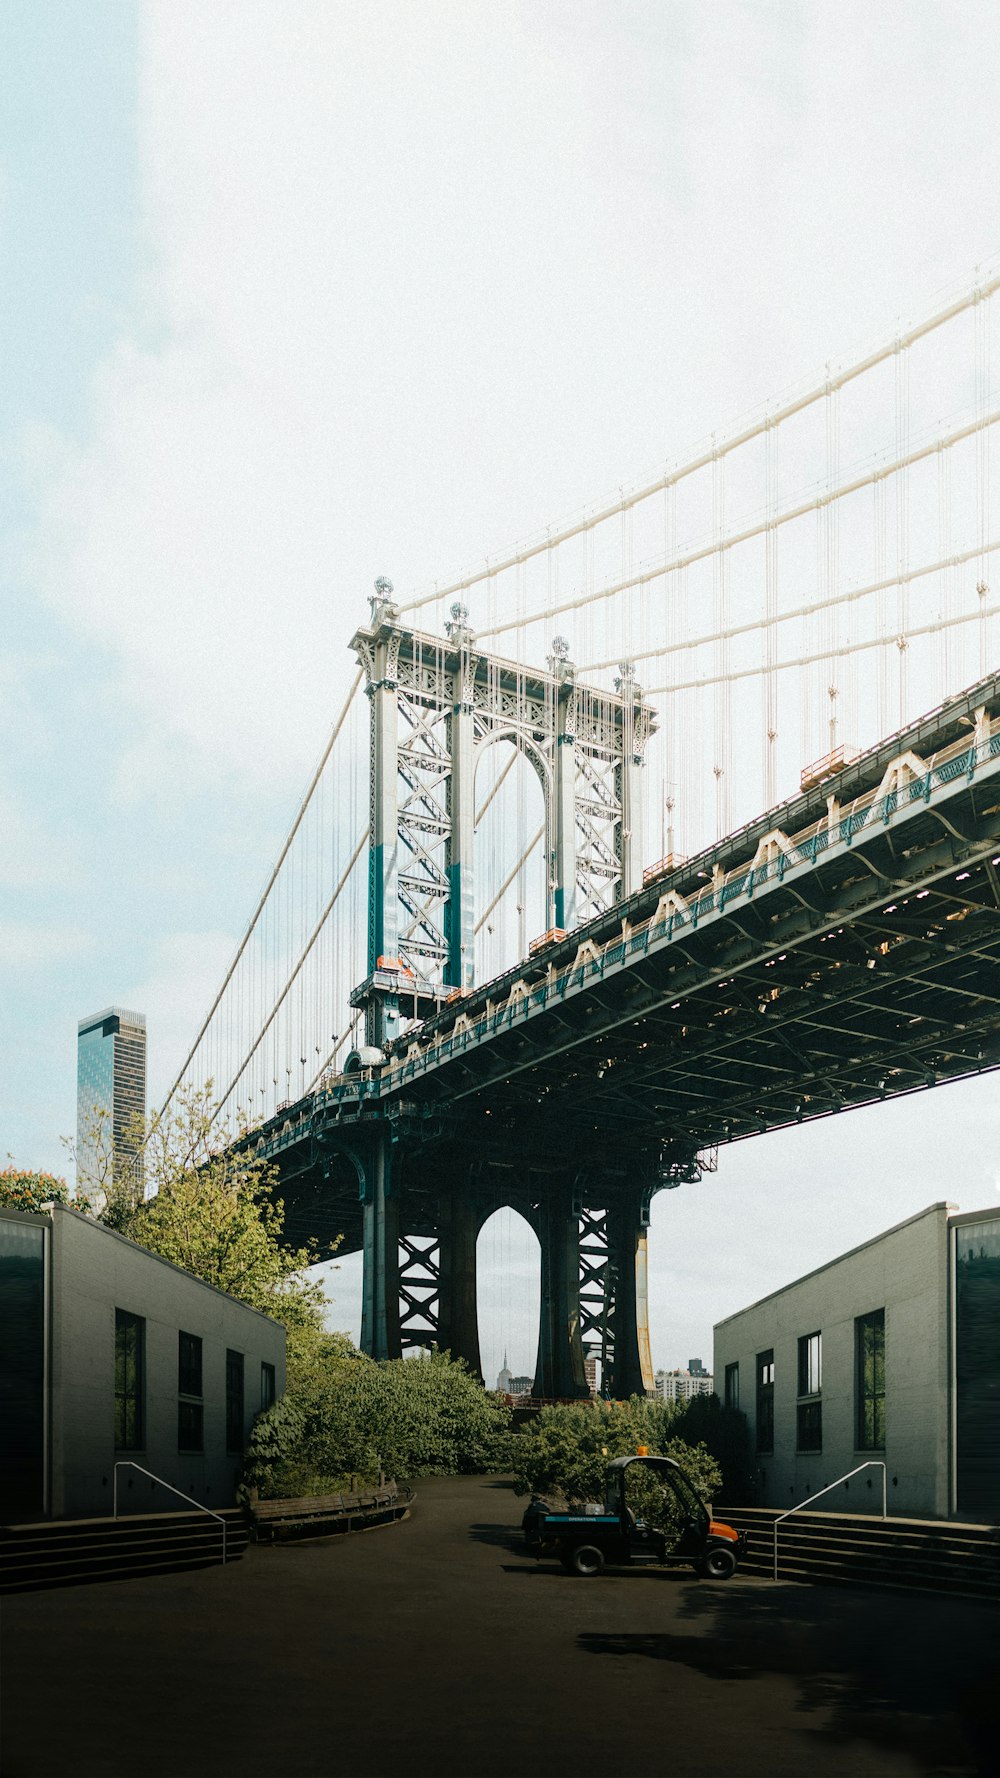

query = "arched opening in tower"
[476,1205,541,1397]
[473,740,547,987]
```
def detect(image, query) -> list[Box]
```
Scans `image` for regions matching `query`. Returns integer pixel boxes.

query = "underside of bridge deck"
[255,673,1000,1395]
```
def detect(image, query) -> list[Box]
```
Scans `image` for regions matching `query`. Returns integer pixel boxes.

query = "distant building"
[77,1006,146,1198]
[583,1353,599,1394]
[713,1201,1000,1521]
[655,1367,714,1403]
[496,1353,514,1394]
[509,1375,534,1397]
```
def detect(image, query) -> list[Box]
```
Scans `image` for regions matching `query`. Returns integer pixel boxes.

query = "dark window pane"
[226,1349,245,1453]
[724,1362,739,1412]
[755,1349,774,1453]
[114,1309,144,1450]
[178,1331,202,1398]
[955,1223,1000,1515]
[260,1362,276,1411]
[178,1400,204,1451]
[797,1400,822,1451]
[855,1309,885,1450]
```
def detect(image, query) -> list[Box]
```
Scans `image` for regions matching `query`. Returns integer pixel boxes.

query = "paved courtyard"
[2,1475,997,1777]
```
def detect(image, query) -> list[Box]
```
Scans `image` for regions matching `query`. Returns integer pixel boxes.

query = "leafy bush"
[511,1396,722,1537]
[511,1396,668,1504]
[0,1170,83,1213]
[243,1340,513,1497]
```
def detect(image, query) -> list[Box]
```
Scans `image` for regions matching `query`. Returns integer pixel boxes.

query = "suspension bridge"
[164,265,1000,1396]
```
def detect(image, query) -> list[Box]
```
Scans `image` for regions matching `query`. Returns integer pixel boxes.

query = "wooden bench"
[247,1483,414,1542]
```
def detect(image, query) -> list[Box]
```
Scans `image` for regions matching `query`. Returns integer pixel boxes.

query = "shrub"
[0,1170,82,1213]
[242,1341,513,1497]
[511,1396,722,1537]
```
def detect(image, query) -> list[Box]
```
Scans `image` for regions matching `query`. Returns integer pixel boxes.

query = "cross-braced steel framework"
[577,1205,616,1392]
[350,588,655,1048]
[397,1233,440,1353]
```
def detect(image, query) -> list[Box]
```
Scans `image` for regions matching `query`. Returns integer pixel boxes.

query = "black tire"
[701,1543,737,1580]
[568,1543,605,1577]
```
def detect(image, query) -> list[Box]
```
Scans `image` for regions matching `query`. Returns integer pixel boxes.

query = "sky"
[4,0,1000,1382]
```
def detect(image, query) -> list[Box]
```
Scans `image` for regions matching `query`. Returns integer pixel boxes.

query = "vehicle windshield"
[624,1462,701,1538]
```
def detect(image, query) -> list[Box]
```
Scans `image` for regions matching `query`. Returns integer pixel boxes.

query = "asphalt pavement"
[2,1474,997,1778]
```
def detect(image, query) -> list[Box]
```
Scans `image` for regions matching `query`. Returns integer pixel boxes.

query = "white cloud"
[27,0,1000,812]
[0,920,95,968]
[122,928,240,1107]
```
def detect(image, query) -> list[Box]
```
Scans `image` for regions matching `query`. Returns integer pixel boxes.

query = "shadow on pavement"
[579,1580,1000,1777]
[466,1521,525,1552]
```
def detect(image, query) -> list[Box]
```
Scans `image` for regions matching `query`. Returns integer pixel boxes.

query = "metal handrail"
[113,1461,227,1564]
[773,1460,886,1579]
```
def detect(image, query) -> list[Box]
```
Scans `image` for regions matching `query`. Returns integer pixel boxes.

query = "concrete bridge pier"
[604,1189,655,1399]
[359,1135,402,1361]
[533,1185,590,1400]
[435,1182,483,1379]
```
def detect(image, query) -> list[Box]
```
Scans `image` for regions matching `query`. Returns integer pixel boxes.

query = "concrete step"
[0,1510,249,1595]
[719,1505,1000,1599]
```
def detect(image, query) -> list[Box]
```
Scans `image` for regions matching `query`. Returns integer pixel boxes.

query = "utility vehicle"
[522,1452,746,1578]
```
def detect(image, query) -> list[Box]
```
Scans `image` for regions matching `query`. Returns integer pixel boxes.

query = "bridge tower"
[348,582,659,1396]
[350,581,652,1045]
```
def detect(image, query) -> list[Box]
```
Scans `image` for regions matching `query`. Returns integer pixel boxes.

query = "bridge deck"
[257,672,1000,1242]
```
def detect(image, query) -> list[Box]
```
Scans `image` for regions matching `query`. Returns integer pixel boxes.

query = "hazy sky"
[4,0,1000,1379]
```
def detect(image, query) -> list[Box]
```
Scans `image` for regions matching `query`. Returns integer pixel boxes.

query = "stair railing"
[113,1461,228,1565]
[773,1461,886,1580]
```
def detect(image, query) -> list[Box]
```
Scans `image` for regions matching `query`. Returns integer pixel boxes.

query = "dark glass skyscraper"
[76,1007,147,1198]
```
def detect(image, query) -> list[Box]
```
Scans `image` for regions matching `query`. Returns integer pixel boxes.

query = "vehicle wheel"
[701,1543,737,1580]
[568,1543,605,1577]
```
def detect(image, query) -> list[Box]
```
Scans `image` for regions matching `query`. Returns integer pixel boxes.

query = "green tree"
[100,1084,334,1348]
[668,1391,753,1502]
[62,1103,116,1216]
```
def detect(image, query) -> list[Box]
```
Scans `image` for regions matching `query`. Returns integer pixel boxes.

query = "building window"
[226,1350,245,1453]
[115,1309,145,1450]
[798,1331,822,1397]
[178,1400,204,1451]
[755,1350,774,1453]
[796,1332,822,1451]
[177,1331,204,1451]
[724,1362,740,1411]
[178,1331,202,1398]
[261,1362,276,1412]
[855,1308,885,1450]
[797,1400,822,1450]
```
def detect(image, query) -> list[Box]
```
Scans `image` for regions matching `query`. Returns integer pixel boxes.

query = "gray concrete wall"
[713,1202,953,1519]
[48,1206,286,1519]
